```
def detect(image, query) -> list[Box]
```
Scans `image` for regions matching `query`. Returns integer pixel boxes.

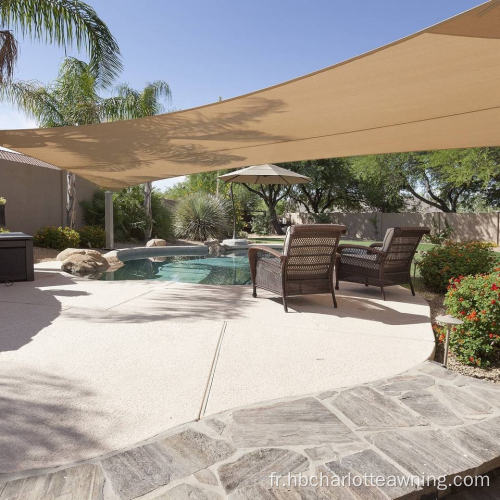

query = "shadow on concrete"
[0,273,88,352]
[0,369,105,474]
[270,293,429,326]
[62,284,253,324]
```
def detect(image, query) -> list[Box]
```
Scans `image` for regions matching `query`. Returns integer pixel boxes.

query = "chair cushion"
[381,227,395,253]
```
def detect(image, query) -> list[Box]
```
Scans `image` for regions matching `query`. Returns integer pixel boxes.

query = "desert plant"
[174,193,230,241]
[78,225,105,248]
[34,226,80,250]
[418,241,497,293]
[445,270,500,366]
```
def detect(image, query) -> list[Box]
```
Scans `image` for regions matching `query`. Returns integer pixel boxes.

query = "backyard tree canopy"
[1,1,500,188]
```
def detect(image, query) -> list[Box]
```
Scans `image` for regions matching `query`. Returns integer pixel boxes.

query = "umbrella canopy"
[218,164,311,185]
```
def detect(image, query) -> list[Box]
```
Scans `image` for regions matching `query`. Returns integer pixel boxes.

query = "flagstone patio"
[0,361,499,499]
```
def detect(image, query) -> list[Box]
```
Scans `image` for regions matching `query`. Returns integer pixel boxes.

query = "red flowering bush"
[418,241,496,293]
[444,269,500,366]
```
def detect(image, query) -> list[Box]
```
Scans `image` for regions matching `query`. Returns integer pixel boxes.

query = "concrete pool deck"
[0,261,434,475]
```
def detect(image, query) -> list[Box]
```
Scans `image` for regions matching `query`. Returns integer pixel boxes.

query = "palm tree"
[105,81,171,239]
[1,58,171,231]
[0,0,121,86]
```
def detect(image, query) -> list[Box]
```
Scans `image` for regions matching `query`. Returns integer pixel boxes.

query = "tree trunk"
[66,172,76,228]
[144,181,153,241]
[269,205,284,235]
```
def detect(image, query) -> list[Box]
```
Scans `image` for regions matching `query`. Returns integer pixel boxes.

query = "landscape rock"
[102,250,122,266]
[61,252,109,275]
[57,247,86,261]
[204,239,222,256]
[146,238,167,247]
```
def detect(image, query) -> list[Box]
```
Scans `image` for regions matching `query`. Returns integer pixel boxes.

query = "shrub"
[78,225,106,248]
[34,226,80,250]
[444,270,500,367]
[174,193,230,241]
[424,221,453,245]
[418,241,496,293]
[251,212,271,235]
[81,188,173,241]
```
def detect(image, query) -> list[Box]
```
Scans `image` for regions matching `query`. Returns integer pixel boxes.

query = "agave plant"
[174,193,230,242]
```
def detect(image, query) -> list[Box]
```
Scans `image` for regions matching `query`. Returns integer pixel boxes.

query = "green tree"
[349,154,407,212]
[106,81,171,239]
[282,158,361,213]
[0,0,121,85]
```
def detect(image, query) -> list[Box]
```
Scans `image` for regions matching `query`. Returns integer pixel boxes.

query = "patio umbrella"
[218,164,311,243]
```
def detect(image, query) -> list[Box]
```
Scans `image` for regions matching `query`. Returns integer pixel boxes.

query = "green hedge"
[34,226,80,250]
[418,241,497,293]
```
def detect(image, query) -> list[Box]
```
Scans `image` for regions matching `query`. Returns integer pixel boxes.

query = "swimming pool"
[101,254,252,285]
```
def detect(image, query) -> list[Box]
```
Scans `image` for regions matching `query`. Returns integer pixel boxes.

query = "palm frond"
[0,30,17,83]
[0,0,122,86]
[0,79,65,125]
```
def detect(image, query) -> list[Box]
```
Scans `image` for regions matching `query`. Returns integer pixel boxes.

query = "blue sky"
[0,0,482,189]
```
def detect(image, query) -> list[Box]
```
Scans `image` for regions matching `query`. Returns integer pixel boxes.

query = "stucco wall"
[0,159,98,234]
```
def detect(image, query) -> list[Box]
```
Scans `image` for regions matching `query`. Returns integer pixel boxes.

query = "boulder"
[61,252,109,276]
[102,250,121,266]
[204,238,223,256]
[57,248,85,261]
[57,248,103,261]
[146,238,167,247]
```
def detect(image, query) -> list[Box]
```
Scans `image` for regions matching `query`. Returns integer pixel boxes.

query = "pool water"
[101,254,252,285]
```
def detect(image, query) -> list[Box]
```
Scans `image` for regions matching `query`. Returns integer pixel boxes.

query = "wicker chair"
[248,224,347,312]
[335,227,430,300]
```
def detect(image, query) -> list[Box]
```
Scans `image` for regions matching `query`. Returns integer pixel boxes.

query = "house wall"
[287,211,500,244]
[0,159,98,234]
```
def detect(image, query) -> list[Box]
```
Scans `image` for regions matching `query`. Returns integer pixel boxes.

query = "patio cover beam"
[1,1,500,189]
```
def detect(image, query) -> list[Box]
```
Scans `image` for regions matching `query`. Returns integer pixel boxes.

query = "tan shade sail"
[1,1,500,189]
[218,164,311,185]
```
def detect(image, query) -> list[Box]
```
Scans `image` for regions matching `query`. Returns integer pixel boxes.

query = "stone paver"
[227,397,360,447]
[331,386,425,429]
[0,362,499,500]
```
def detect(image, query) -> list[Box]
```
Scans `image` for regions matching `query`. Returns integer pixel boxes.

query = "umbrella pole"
[230,183,236,239]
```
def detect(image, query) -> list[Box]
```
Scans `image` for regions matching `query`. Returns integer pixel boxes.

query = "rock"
[103,250,121,266]
[57,247,86,261]
[146,238,167,247]
[61,252,109,275]
[204,239,222,256]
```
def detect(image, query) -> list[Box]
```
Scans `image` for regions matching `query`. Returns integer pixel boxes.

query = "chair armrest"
[337,244,385,256]
[248,245,285,261]
[370,242,383,248]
